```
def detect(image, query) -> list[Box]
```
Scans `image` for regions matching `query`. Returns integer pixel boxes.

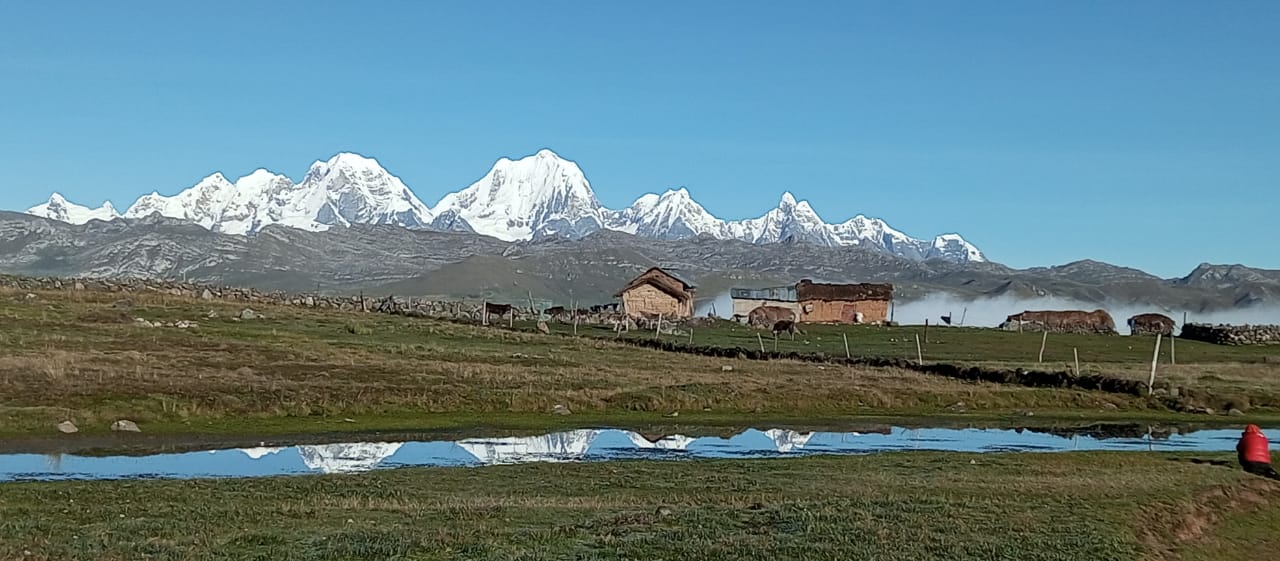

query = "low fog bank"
[893,294,1280,333]
[696,290,1280,334]
[695,291,736,318]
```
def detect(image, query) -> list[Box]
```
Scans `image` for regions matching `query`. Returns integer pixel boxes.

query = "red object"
[1238,425,1272,465]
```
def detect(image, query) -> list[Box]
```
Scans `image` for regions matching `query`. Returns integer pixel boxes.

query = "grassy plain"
[1,452,1277,560]
[0,288,1276,436]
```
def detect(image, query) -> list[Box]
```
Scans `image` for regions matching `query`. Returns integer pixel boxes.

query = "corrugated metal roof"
[730,286,797,302]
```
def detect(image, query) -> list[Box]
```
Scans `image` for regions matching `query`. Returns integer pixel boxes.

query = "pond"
[0,425,1260,482]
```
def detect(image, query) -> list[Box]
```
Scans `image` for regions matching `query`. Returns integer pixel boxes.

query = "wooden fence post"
[1170,333,1176,365]
[915,333,923,366]
[482,299,488,326]
[655,314,663,337]
[757,333,765,353]
[1038,331,1048,363]
[843,333,851,359]
[1074,347,1080,376]
[1147,333,1163,395]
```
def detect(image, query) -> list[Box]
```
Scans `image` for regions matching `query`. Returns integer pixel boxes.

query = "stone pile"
[1180,323,1280,346]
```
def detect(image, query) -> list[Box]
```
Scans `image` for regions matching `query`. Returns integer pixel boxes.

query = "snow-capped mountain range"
[25,149,985,263]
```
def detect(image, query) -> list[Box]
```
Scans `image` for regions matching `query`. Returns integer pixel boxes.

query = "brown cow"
[1128,313,1175,336]
[1000,309,1118,335]
[748,305,797,328]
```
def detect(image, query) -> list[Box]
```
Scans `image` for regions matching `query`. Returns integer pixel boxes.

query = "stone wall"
[1180,323,1280,346]
[0,275,630,326]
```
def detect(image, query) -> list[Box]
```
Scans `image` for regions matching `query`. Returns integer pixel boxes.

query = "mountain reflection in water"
[0,425,1256,482]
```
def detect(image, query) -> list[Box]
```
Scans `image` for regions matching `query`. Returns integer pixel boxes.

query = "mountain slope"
[0,210,1269,313]
[24,149,981,263]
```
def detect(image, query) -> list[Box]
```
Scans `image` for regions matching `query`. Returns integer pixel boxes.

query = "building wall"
[731,298,801,318]
[622,284,692,318]
[799,299,889,324]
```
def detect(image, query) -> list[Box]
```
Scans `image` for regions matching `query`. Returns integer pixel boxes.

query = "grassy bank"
[1,289,1276,436]
[1,452,1277,560]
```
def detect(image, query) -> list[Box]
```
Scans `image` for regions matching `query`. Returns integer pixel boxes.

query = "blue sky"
[1,1,1276,277]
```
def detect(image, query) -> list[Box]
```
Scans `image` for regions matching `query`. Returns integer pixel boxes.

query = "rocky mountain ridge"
[1,210,1275,312]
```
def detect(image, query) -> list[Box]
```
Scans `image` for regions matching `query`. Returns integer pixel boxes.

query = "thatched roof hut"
[615,267,696,318]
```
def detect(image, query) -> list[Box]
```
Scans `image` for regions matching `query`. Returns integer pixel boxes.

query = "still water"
[0,425,1257,482]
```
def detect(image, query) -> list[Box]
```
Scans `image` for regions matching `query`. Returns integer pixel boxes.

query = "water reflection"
[0,425,1261,482]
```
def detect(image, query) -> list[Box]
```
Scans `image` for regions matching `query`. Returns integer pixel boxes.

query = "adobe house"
[729,279,893,324]
[615,267,696,319]
[796,279,893,324]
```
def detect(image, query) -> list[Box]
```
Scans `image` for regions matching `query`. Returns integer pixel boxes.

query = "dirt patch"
[1136,476,1280,560]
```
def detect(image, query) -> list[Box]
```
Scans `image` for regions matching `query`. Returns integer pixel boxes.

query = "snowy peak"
[23,149,987,263]
[294,152,433,230]
[728,192,837,247]
[432,149,603,241]
[28,193,121,224]
[928,233,985,263]
[111,153,431,235]
[604,186,723,239]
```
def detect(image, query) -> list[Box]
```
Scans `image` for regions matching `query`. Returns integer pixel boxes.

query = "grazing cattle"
[772,320,802,339]
[484,302,513,316]
[544,306,567,319]
[1000,309,1118,335]
[748,305,797,328]
[1128,313,1176,336]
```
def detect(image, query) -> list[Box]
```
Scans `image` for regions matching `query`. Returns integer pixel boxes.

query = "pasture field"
[575,317,1277,367]
[0,288,1276,436]
[1,451,1277,560]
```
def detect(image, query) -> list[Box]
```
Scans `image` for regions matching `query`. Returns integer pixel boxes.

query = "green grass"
[1,452,1277,560]
[541,318,1280,411]
[7,289,1204,436]
[1,289,1278,437]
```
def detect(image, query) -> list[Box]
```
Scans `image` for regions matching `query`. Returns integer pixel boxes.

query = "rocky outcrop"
[1180,323,1280,346]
